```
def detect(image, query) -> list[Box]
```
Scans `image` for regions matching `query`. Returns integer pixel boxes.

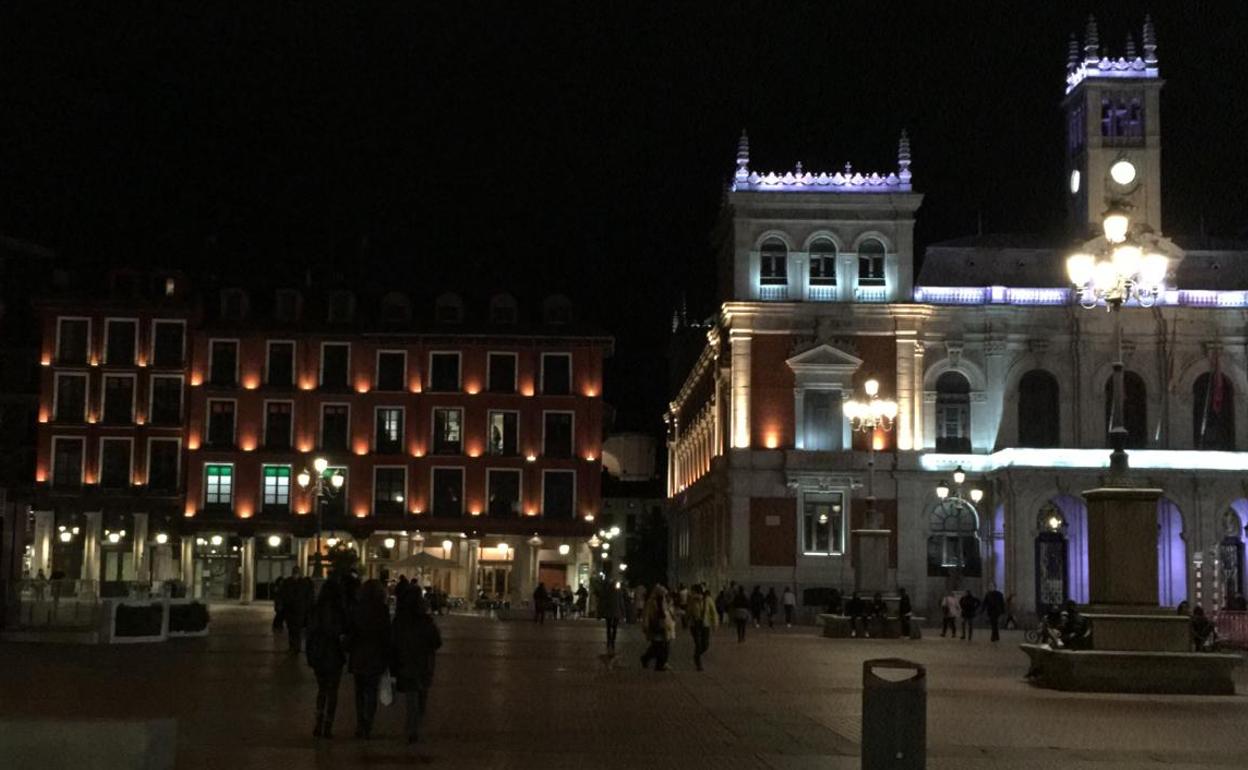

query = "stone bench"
[1020,643,1239,695]
[818,613,924,640]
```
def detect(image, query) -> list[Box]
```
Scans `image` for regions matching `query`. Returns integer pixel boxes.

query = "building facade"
[31,272,611,604]
[667,17,1248,618]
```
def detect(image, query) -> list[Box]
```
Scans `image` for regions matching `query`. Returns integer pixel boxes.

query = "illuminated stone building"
[667,17,1248,616]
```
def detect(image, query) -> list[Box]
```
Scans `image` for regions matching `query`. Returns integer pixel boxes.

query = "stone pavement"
[2,604,1247,769]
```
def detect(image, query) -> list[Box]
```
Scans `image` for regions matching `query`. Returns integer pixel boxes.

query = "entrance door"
[1034,532,1068,613]
[195,556,241,600]
[477,564,511,599]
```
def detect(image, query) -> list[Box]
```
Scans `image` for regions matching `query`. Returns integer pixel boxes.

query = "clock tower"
[1063,15,1163,236]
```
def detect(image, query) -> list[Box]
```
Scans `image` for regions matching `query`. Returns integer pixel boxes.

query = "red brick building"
[31,270,611,602]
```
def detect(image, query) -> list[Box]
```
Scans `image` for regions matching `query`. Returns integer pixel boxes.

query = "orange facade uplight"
[355,508,369,518]
[300,378,316,391]
[764,432,779,449]
[298,440,313,453]
[136,357,148,368]
[89,356,99,367]
[520,383,535,397]
[354,440,369,456]
[872,430,886,451]
[240,438,256,452]
[355,380,371,394]
[237,504,254,519]
[86,414,97,425]
[187,435,201,451]
[38,408,48,424]
[411,448,425,458]
[411,507,424,515]
[525,509,538,517]
[184,504,197,517]
[40,355,51,367]
[408,379,422,394]
[525,454,537,463]
[190,373,203,387]
[467,446,481,458]
[469,509,481,517]
[583,513,595,522]
[35,467,47,483]
[465,382,481,395]
[242,375,260,390]
[296,506,310,516]
[583,386,599,398]
[584,454,597,463]
[135,415,146,426]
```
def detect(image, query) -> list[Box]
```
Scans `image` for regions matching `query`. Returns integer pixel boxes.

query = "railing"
[854,285,888,303]
[758,284,789,301]
[1214,610,1248,649]
[806,284,837,302]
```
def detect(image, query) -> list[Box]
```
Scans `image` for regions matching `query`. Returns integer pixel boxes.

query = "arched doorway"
[1033,496,1089,611]
[926,498,982,586]
[1157,498,1188,607]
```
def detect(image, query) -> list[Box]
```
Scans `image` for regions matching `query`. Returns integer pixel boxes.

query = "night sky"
[3,2,1247,434]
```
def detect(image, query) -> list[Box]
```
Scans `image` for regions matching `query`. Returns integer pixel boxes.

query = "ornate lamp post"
[1066,205,1170,481]
[842,378,898,594]
[295,457,344,577]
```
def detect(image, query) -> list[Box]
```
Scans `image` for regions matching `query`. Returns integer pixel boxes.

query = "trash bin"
[862,658,926,769]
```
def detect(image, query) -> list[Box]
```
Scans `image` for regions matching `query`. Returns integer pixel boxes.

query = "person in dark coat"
[764,588,779,628]
[897,587,913,639]
[347,579,391,739]
[846,592,868,638]
[825,588,843,616]
[391,589,442,744]
[271,575,286,632]
[731,586,750,642]
[749,586,765,628]
[533,583,549,624]
[959,590,981,641]
[306,578,348,738]
[982,586,1006,642]
[599,580,628,652]
[280,567,314,653]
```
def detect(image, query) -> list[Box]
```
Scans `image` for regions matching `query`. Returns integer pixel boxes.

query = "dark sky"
[3,2,1247,433]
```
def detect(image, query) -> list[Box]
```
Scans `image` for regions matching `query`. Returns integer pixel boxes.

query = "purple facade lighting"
[912,286,1248,309]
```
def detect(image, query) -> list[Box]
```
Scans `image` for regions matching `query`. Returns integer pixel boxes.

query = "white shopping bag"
[378,673,394,707]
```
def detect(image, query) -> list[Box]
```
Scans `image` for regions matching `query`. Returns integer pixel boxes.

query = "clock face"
[1110,159,1137,186]
[1069,169,1081,194]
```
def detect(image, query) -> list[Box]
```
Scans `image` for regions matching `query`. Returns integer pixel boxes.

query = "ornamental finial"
[1067,33,1080,69]
[1125,33,1137,61]
[898,129,912,189]
[735,129,750,180]
[1084,15,1100,62]
[1143,14,1158,65]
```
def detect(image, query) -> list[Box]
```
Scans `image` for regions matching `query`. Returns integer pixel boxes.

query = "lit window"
[808,239,837,286]
[376,407,404,453]
[205,464,234,506]
[760,239,787,286]
[488,411,518,456]
[433,408,463,455]
[857,240,886,286]
[263,466,291,510]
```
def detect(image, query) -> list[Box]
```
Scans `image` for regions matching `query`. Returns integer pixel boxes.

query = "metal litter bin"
[862,658,926,769]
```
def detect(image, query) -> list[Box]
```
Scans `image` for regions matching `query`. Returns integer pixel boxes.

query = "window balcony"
[807,284,837,302]
[854,285,888,303]
[759,284,789,301]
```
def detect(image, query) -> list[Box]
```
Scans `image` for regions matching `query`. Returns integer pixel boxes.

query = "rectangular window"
[543,411,573,458]
[541,353,571,395]
[152,321,185,366]
[432,408,463,455]
[264,401,293,449]
[802,390,841,451]
[487,469,521,518]
[52,437,84,488]
[320,404,349,451]
[429,352,460,392]
[809,255,837,286]
[101,375,135,424]
[487,353,517,393]
[431,468,464,517]
[375,407,404,453]
[320,343,350,390]
[99,438,131,489]
[761,253,787,285]
[542,470,575,519]
[263,465,292,511]
[374,468,406,516]
[56,318,89,364]
[54,373,87,422]
[266,341,295,387]
[104,319,137,365]
[209,340,238,386]
[207,400,236,448]
[802,491,845,555]
[149,376,183,425]
[147,439,180,492]
[936,405,970,453]
[487,411,519,456]
[376,351,406,392]
[205,464,233,506]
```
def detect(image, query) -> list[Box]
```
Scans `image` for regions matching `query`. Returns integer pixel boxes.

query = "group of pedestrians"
[633,583,721,671]
[940,585,1008,641]
[277,567,443,744]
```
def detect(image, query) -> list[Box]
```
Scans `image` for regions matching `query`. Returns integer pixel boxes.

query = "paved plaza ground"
[3,604,1248,769]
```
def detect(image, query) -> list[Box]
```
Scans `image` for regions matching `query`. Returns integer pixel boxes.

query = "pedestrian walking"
[782,586,797,627]
[749,586,765,628]
[731,585,750,642]
[764,587,779,628]
[640,585,676,671]
[959,590,981,641]
[897,587,913,639]
[280,566,314,653]
[715,588,729,625]
[983,585,1006,642]
[347,579,392,739]
[687,584,719,670]
[1003,592,1019,629]
[533,583,549,624]
[306,579,348,739]
[391,589,442,744]
[940,590,959,637]
[599,580,628,653]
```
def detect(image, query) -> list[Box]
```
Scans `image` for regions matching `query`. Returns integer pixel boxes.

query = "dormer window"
[809,239,837,286]
[381,292,412,323]
[542,295,572,325]
[857,239,886,286]
[760,239,787,286]
[327,291,355,323]
[221,289,248,321]
[274,289,302,322]
[490,293,518,324]
[435,293,464,324]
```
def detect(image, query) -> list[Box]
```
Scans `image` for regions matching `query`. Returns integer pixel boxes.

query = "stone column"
[466,539,481,600]
[730,332,752,448]
[514,538,534,606]
[32,510,54,577]
[131,514,149,584]
[295,537,310,574]
[913,343,926,449]
[180,537,195,597]
[895,331,916,450]
[81,512,102,591]
[151,544,175,583]
[240,536,255,603]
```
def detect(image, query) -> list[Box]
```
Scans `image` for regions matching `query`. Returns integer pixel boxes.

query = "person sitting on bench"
[846,592,869,638]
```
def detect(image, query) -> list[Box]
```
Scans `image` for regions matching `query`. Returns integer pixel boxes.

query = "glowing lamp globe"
[864,379,880,397]
[1066,253,1095,286]
[952,466,966,486]
[313,457,329,474]
[1102,210,1130,244]
[1140,253,1168,286]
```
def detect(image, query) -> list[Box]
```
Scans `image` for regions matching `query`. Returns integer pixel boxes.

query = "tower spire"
[1084,15,1100,62]
[734,129,750,183]
[897,129,912,189]
[1143,14,1158,65]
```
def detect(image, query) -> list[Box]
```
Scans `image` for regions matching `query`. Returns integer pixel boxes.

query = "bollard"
[862,658,925,769]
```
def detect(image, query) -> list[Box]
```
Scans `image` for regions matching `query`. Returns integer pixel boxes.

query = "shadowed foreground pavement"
[3,604,1247,768]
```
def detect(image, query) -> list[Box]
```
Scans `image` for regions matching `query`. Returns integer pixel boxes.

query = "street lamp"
[1067,205,1171,480]
[842,378,899,527]
[296,456,344,576]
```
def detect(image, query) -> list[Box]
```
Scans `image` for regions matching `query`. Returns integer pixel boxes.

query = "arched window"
[926,498,981,577]
[808,239,836,286]
[1104,371,1147,448]
[490,293,519,324]
[857,239,886,286]
[1193,372,1235,450]
[434,292,464,324]
[1018,370,1060,447]
[760,239,787,286]
[380,292,411,323]
[935,371,971,453]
